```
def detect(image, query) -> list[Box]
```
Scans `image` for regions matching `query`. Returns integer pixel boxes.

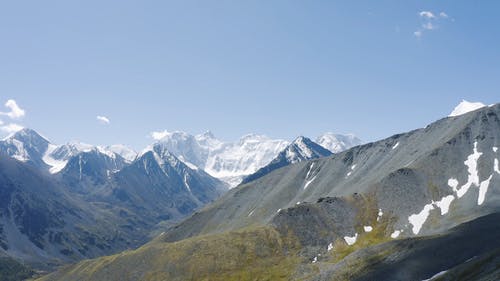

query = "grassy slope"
[0,257,34,281]
[38,226,303,281]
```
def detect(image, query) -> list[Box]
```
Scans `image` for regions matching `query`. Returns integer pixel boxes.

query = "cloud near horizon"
[0,99,25,119]
[0,123,24,134]
[151,130,169,141]
[0,99,25,135]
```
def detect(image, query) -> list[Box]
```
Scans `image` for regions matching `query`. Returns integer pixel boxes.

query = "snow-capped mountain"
[449,100,486,117]
[105,143,227,221]
[241,136,332,184]
[0,128,137,175]
[152,132,289,187]
[316,132,362,153]
[152,131,361,187]
[52,102,500,281]
[0,128,51,167]
[105,144,138,162]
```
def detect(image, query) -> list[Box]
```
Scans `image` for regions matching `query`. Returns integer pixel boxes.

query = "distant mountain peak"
[241,136,332,185]
[9,128,50,145]
[316,132,362,153]
[286,136,332,163]
[449,100,486,117]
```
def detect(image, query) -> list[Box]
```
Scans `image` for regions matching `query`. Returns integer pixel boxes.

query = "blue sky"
[0,1,498,149]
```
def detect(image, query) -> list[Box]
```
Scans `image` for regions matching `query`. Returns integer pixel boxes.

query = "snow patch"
[477,175,493,205]
[456,142,482,198]
[408,203,435,234]
[377,209,383,222]
[42,144,68,173]
[390,230,401,239]
[248,210,255,217]
[421,270,448,281]
[493,147,498,153]
[363,226,373,232]
[344,233,358,246]
[306,163,315,178]
[392,142,399,149]
[435,195,455,215]
[495,159,500,174]
[312,256,317,263]
[304,176,317,189]
[276,208,282,213]
[449,100,485,117]
[447,178,458,190]
[327,243,333,252]
[183,174,192,193]
[345,164,356,178]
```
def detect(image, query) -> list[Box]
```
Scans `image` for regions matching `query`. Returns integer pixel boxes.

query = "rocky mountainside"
[0,130,227,272]
[0,156,140,270]
[39,103,500,281]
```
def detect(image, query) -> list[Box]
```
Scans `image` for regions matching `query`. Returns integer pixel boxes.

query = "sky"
[0,1,499,149]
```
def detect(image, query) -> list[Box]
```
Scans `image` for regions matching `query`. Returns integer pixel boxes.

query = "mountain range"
[36,101,500,281]
[149,131,361,186]
[0,129,228,270]
[0,127,357,275]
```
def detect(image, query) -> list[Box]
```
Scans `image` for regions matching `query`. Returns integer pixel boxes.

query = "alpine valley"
[0,126,360,279]
[26,101,500,281]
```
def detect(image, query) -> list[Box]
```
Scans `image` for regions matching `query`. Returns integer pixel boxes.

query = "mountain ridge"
[46,103,500,281]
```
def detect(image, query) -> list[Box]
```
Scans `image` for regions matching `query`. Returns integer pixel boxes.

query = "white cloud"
[151,130,168,141]
[0,99,25,119]
[96,115,110,125]
[414,10,450,38]
[0,123,24,134]
[419,11,435,19]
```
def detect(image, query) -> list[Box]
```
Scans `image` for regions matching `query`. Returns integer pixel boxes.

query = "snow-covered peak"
[0,128,51,163]
[10,128,49,141]
[152,130,192,142]
[105,144,137,162]
[449,100,486,117]
[238,133,271,145]
[291,136,314,158]
[67,141,95,152]
[285,136,331,163]
[195,131,224,151]
[316,132,362,153]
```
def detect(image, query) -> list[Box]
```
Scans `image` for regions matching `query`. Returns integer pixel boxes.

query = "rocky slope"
[38,103,500,280]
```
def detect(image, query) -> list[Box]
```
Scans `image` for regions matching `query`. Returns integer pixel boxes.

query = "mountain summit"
[449,100,486,117]
[241,136,332,184]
